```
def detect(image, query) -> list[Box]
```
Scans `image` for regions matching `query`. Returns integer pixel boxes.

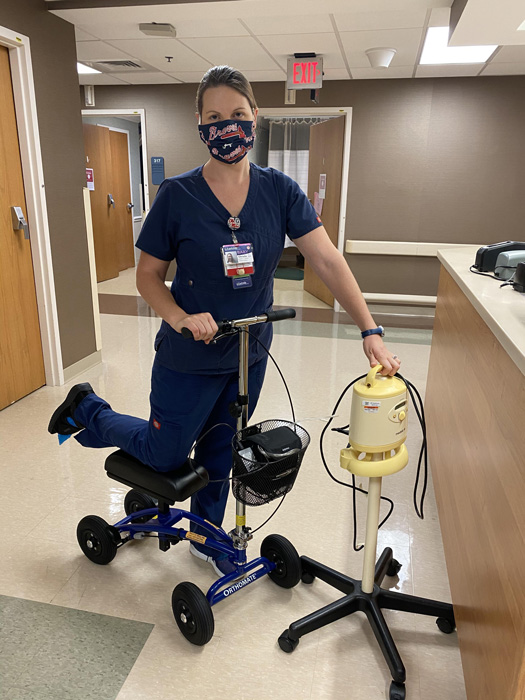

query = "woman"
[49,65,400,576]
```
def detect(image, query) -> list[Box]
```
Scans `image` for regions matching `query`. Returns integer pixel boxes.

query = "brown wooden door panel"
[304,116,345,307]
[0,45,45,410]
[109,129,135,271]
[83,124,119,282]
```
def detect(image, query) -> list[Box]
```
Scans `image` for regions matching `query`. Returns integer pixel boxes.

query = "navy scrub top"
[136,162,322,375]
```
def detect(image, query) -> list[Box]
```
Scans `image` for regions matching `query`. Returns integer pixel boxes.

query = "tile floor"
[0,269,467,700]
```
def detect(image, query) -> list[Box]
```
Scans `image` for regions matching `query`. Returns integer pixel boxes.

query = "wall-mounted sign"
[151,156,165,185]
[287,56,323,90]
[86,168,94,191]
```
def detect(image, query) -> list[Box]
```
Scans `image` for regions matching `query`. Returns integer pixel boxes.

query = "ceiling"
[46,0,525,85]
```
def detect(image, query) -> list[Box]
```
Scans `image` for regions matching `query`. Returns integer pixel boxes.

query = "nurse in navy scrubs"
[49,65,400,576]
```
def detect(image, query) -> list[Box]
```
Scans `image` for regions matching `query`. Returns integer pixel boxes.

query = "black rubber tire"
[387,558,402,577]
[278,631,299,653]
[172,582,214,646]
[124,489,157,524]
[301,571,315,584]
[77,515,120,565]
[389,681,406,700]
[261,534,301,589]
[436,617,456,634]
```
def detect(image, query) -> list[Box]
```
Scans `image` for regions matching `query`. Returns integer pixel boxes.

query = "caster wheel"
[77,515,120,565]
[278,631,299,653]
[389,681,406,700]
[387,558,402,577]
[301,571,315,584]
[261,535,301,589]
[436,617,456,634]
[124,489,157,524]
[172,582,214,646]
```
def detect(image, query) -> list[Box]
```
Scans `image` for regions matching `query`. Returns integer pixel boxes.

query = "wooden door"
[83,124,119,282]
[109,129,135,271]
[304,116,345,307]
[0,45,46,410]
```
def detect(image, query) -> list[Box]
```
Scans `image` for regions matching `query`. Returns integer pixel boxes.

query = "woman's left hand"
[362,335,401,376]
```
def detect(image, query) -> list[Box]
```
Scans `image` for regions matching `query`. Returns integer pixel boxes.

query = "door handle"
[127,202,134,211]
[11,206,29,240]
[108,194,115,208]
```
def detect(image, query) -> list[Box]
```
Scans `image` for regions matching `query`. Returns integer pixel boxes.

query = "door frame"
[0,25,64,386]
[81,109,150,214]
[257,107,352,312]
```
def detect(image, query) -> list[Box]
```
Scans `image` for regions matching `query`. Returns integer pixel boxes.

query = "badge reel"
[221,217,255,289]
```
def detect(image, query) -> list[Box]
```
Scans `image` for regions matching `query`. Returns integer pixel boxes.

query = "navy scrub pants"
[73,356,268,553]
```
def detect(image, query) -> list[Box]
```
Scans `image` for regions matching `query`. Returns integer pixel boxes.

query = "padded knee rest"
[104,450,209,504]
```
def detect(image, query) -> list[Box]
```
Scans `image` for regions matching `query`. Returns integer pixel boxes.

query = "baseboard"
[62,350,102,384]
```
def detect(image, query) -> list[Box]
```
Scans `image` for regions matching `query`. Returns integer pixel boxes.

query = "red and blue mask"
[198,119,256,165]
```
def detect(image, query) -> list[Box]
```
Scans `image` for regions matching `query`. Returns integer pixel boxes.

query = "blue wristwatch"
[361,326,385,339]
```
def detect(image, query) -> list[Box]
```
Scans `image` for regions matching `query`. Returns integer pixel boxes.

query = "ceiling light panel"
[242,14,333,35]
[420,27,497,65]
[334,9,427,32]
[106,39,211,72]
[339,28,422,68]
[180,36,278,71]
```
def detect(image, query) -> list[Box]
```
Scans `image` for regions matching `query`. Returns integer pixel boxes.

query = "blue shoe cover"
[58,417,78,445]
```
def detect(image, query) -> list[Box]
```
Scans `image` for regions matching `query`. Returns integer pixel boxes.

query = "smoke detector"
[139,23,176,38]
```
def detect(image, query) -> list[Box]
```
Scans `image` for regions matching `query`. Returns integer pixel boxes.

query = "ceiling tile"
[75,27,98,42]
[257,33,345,70]
[171,19,249,38]
[181,36,278,70]
[114,72,181,84]
[164,70,209,83]
[490,45,525,63]
[106,39,211,72]
[334,9,428,32]
[78,73,131,85]
[340,28,423,68]
[322,67,352,80]
[77,41,134,62]
[242,14,333,35]
[240,69,286,81]
[351,65,414,79]
[481,62,525,75]
[428,7,451,28]
[416,64,482,78]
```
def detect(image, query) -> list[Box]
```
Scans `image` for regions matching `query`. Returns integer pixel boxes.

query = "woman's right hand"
[173,313,218,344]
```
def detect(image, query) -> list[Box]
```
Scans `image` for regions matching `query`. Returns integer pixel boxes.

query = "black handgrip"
[181,327,194,339]
[265,308,296,323]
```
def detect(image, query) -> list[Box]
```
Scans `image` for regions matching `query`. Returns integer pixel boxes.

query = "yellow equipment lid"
[353,365,406,399]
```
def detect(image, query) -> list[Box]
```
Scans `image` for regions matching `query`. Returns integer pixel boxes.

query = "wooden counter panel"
[425,268,525,700]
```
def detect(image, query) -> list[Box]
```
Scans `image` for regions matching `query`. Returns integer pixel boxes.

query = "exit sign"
[287,56,323,90]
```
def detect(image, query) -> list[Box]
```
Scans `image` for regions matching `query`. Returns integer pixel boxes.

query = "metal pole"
[235,327,249,537]
[361,460,383,594]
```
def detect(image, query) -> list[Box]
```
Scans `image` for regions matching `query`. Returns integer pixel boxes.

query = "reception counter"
[425,247,525,700]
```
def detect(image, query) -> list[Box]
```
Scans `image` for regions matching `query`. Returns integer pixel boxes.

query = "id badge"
[221,243,255,288]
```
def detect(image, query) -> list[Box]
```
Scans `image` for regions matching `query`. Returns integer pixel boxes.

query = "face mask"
[198,119,255,165]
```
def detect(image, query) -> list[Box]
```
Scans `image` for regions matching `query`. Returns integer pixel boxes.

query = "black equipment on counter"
[474,241,525,272]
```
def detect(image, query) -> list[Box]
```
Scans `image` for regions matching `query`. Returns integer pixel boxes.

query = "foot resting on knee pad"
[48,382,94,438]
[189,543,241,578]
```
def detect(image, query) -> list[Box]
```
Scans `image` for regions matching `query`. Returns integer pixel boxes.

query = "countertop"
[437,246,525,376]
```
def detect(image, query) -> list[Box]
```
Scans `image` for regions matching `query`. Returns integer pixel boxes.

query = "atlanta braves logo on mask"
[198,119,256,165]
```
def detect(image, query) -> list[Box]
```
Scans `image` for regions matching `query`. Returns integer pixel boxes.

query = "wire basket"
[232,420,310,506]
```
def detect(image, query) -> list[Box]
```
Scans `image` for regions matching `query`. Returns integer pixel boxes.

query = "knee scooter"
[75,308,309,645]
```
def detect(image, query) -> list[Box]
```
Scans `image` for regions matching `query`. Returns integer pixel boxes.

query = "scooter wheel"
[389,681,406,700]
[124,489,157,524]
[278,631,299,653]
[172,582,214,646]
[77,515,120,565]
[261,534,301,589]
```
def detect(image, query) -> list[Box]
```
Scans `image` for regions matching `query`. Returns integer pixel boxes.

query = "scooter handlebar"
[181,307,296,339]
[265,308,296,323]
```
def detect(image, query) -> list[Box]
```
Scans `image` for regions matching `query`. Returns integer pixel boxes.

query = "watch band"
[361,326,385,339]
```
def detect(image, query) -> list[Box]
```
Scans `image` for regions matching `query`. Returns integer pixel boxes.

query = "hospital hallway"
[0,269,466,700]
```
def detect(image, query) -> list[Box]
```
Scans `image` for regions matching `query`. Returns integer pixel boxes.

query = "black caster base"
[280,547,455,698]
[389,681,406,699]
[278,631,299,653]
